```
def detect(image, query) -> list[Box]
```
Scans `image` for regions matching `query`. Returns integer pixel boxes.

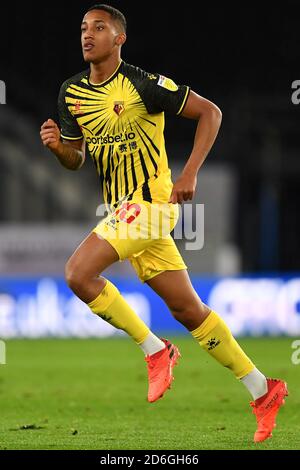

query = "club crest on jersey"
[113,101,125,116]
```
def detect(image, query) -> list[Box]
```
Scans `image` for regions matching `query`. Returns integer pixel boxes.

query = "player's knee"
[170,301,209,325]
[65,259,84,294]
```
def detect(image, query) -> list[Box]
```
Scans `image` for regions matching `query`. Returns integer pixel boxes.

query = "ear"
[115,33,127,46]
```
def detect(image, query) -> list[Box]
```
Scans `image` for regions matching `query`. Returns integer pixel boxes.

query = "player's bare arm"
[40,118,85,170]
[169,91,222,204]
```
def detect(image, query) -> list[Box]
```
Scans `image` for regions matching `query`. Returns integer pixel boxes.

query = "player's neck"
[89,55,122,85]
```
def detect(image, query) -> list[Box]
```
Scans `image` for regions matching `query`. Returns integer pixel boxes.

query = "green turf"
[0,337,299,450]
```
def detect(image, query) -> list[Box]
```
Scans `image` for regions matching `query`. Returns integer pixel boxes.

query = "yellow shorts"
[93,200,187,282]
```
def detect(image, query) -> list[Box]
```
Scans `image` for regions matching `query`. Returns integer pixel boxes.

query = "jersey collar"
[87,60,123,87]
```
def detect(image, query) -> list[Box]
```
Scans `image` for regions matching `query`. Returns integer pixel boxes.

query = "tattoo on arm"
[53,141,84,170]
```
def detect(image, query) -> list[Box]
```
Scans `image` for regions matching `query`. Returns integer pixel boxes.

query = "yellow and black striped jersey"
[58,61,190,209]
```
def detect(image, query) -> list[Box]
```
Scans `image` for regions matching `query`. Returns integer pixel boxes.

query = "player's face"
[81,10,123,63]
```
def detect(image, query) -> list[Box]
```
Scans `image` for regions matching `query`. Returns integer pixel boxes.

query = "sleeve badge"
[157,75,179,92]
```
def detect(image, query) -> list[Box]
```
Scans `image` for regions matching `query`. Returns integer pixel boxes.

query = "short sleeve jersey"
[58,61,190,208]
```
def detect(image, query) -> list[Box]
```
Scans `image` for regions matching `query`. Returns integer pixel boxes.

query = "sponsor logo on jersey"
[157,75,179,92]
[86,131,136,146]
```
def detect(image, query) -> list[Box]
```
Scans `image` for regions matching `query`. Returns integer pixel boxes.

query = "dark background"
[0,1,299,272]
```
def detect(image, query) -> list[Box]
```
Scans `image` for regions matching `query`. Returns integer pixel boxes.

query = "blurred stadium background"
[0,1,299,450]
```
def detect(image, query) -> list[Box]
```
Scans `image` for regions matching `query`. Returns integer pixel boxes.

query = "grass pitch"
[0,337,299,450]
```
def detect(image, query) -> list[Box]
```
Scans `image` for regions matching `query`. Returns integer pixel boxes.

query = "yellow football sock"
[191,310,254,379]
[88,279,150,344]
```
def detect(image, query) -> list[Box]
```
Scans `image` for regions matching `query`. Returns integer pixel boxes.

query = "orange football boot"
[145,339,181,403]
[250,378,288,443]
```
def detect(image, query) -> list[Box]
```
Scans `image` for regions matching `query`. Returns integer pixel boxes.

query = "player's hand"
[168,171,197,204]
[40,119,61,151]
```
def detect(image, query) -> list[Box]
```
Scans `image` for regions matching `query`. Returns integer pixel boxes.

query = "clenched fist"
[40,119,61,151]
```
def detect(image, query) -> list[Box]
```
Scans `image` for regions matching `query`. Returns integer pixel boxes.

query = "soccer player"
[40,4,287,443]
